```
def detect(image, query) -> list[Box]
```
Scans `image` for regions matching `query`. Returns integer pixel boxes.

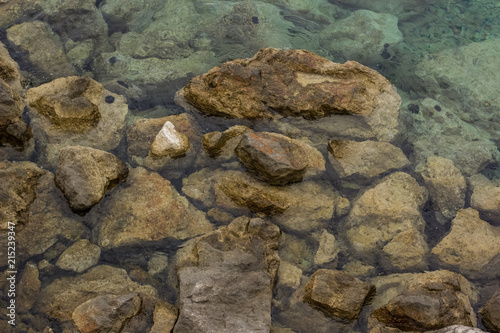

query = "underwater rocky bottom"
[1,46,500,333]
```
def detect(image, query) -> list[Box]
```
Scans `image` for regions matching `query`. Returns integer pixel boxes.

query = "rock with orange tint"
[178,48,401,141]
[235,132,325,185]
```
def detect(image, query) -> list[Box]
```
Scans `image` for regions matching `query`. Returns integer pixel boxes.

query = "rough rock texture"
[428,326,488,333]
[55,239,101,273]
[479,289,500,333]
[72,293,141,333]
[6,20,76,80]
[173,217,280,333]
[34,265,157,321]
[304,269,375,321]
[16,262,41,313]
[431,208,500,279]
[126,113,200,172]
[0,42,22,94]
[26,76,129,167]
[235,132,325,185]
[150,301,179,333]
[343,172,428,259]
[178,48,401,141]
[182,168,346,231]
[0,161,88,264]
[277,261,303,289]
[320,10,403,65]
[327,140,410,182]
[54,146,128,211]
[203,125,251,158]
[370,270,477,331]
[381,228,428,271]
[416,156,466,224]
[91,167,213,250]
[468,174,500,225]
[313,230,339,265]
[149,121,190,158]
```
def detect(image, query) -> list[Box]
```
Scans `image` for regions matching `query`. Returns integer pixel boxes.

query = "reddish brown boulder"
[179,48,399,123]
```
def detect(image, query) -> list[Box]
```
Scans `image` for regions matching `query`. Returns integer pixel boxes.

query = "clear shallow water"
[1,0,500,332]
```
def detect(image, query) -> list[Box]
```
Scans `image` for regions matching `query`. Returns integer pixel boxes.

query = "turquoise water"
[1,0,500,332]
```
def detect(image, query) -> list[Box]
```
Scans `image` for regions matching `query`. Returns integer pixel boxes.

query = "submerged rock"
[174,217,280,333]
[16,262,41,313]
[343,172,428,259]
[55,239,101,273]
[381,228,428,271]
[6,20,76,81]
[327,140,410,182]
[54,146,128,211]
[91,167,213,250]
[416,156,466,224]
[33,265,157,321]
[26,76,129,168]
[431,208,500,279]
[468,174,500,225]
[178,48,401,141]
[303,269,375,321]
[370,270,477,331]
[72,293,141,333]
[479,289,500,333]
[235,132,325,185]
[0,161,88,264]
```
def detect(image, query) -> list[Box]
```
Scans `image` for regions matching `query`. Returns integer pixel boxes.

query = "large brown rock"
[235,131,325,185]
[33,265,157,321]
[468,174,500,225]
[55,146,128,211]
[26,76,129,168]
[343,172,428,259]
[173,217,280,333]
[416,156,466,224]
[303,269,375,321]
[480,289,500,333]
[431,208,500,279]
[370,270,477,331]
[327,139,410,182]
[0,161,88,264]
[177,48,401,141]
[91,167,213,250]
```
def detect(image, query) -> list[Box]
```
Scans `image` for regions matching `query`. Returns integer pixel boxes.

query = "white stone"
[150,121,190,158]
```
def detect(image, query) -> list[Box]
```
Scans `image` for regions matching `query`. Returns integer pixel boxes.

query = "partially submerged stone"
[416,156,466,224]
[370,270,477,331]
[150,302,179,333]
[174,217,280,332]
[343,172,428,259]
[178,48,401,141]
[150,121,190,158]
[202,125,251,158]
[431,208,500,279]
[235,132,325,185]
[327,140,410,182]
[26,76,129,167]
[55,239,101,273]
[303,269,375,321]
[468,174,500,225]
[91,167,213,250]
[55,146,128,211]
[72,293,141,333]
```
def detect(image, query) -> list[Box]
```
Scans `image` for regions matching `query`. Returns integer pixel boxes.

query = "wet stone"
[303,269,375,321]
[55,239,101,273]
[479,289,500,333]
[235,132,325,185]
[202,125,251,158]
[150,301,179,333]
[54,145,128,211]
[72,293,141,333]
[149,121,190,158]
[17,262,41,313]
[468,174,500,225]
